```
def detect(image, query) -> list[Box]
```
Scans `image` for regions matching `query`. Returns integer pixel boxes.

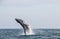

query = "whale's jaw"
[15,18,33,35]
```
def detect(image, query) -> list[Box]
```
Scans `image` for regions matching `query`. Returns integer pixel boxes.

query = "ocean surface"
[0,29,60,39]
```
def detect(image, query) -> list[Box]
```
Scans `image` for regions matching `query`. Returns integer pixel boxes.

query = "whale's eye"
[19,19,23,23]
[20,20,23,23]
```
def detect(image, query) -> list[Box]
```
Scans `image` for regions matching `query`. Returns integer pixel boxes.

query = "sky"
[0,0,60,29]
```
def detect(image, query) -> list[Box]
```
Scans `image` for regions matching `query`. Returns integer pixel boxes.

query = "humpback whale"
[15,18,33,35]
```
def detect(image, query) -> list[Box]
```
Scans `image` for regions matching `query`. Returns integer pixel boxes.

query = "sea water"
[0,29,60,39]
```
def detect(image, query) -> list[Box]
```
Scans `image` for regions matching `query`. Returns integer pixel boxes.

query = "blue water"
[0,29,60,39]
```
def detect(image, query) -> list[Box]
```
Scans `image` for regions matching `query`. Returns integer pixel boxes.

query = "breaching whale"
[15,18,33,35]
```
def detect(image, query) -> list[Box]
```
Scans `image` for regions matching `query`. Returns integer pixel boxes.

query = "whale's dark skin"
[15,18,30,35]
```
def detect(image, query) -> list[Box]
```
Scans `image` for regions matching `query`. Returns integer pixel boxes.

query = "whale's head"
[15,18,23,24]
[15,18,29,29]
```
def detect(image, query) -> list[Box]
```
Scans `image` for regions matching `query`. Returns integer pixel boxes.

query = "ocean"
[0,29,60,39]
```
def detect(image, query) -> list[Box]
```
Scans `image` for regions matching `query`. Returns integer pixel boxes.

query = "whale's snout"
[15,18,23,23]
